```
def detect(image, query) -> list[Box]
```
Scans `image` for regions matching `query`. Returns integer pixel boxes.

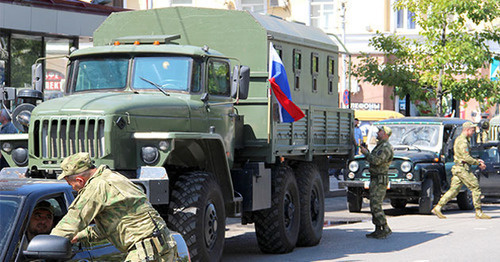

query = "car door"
[12,192,93,262]
[477,145,500,196]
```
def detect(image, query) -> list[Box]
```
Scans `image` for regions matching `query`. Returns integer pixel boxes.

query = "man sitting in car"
[27,201,54,242]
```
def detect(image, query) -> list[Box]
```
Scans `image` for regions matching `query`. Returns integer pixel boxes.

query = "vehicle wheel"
[347,187,362,212]
[293,162,324,247]
[457,189,474,210]
[253,164,300,254]
[419,179,434,214]
[390,199,407,209]
[167,172,225,262]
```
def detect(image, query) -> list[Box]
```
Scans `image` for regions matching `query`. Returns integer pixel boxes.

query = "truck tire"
[457,189,474,210]
[390,199,407,209]
[293,162,324,247]
[167,172,225,262]
[253,164,300,254]
[347,187,362,212]
[419,179,434,214]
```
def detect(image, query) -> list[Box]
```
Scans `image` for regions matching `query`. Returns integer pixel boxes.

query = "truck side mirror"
[31,63,43,92]
[231,65,250,100]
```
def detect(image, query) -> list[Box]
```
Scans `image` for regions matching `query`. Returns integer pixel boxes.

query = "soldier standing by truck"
[432,121,490,219]
[360,126,393,239]
[51,153,178,261]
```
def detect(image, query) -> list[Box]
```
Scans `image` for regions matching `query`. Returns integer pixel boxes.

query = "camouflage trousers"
[369,175,388,226]
[125,231,178,262]
[437,165,482,209]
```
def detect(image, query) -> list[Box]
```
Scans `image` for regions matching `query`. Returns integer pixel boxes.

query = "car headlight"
[2,142,12,153]
[141,146,159,165]
[401,161,412,173]
[348,161,359,172]
[12,147,28,166]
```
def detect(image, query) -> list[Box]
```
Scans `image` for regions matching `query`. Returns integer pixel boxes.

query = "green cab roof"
[70,42,224,58]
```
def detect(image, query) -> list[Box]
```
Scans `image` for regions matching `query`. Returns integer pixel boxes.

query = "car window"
[0,196,22,256]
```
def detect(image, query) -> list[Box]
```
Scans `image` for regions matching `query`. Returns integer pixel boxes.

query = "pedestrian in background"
[360,126,393,239]
[432,121,490,219]
[51,152,178,261]
[0,108,18,169]
[354,118,363,155]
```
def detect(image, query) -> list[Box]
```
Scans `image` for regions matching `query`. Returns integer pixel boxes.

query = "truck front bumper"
[339,180,422,191]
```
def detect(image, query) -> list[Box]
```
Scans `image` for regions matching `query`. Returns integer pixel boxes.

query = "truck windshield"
[74,59,129,91]
[132,57,192,92]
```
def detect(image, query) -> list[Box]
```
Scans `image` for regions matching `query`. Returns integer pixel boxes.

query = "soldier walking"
[51,152,178,261]
[432,122,490,219]
[360,126,394,239]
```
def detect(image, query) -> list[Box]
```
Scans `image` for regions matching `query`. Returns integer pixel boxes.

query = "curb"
[326,188,346,198]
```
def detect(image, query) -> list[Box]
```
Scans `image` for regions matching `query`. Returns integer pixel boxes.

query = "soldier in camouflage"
[360,126,394,239]
[432,122,490,219]
[51,152,178,261]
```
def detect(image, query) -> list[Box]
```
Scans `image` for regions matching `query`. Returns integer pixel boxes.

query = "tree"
[353,0,500,116]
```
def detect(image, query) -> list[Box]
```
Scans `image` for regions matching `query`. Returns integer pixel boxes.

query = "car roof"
[0,178,71,197]
[373,117,468,126]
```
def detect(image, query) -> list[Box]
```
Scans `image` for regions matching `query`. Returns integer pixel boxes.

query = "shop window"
[10,34,42,88]
[293,49,301,91]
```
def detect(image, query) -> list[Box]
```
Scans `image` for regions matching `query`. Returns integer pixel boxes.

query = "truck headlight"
[12,147,28,166]
[401,161,412,173]
[348,161,359,172]
[141,146,159,165]
[2,142,12,153]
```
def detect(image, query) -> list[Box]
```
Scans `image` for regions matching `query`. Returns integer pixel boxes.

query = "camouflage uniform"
[364,137,394,228]
[434,132,485,215]
[51,153,178,261]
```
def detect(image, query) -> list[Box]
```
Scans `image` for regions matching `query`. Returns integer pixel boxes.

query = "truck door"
[205,59,235,162]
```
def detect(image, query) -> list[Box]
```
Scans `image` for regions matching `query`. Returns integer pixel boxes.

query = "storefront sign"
[351,103,381,110]
[45,70,64,91]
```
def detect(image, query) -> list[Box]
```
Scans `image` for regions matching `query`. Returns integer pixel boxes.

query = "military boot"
[431,205,446,219]
[365,226,382,238]
[475,209,491,219]
[374,224,392,239]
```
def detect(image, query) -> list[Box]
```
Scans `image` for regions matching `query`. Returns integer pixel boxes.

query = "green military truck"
[0,7,353,261]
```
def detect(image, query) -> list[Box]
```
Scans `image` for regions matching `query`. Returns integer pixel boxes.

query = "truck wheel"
[294,162,324,247]
[457,189,474,210]
[347,187,362,212]
[167,172,225,262]
[254,164,300,253]
[419,179,434,214]
[390,199,407,209]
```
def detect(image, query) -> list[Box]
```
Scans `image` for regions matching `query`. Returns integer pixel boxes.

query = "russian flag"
[268,43,305,123]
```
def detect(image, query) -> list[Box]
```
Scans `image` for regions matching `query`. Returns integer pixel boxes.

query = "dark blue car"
[0,174,190,261]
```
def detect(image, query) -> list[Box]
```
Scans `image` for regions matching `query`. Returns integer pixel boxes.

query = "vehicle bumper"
[339,180,422,191]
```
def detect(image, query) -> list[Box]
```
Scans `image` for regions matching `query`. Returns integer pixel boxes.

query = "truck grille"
[32,117,106,159]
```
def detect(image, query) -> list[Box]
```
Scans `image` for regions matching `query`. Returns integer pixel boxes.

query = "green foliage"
[352,0,500,116]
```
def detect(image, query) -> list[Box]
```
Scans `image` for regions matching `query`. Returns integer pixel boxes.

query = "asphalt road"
[222,195,500,262]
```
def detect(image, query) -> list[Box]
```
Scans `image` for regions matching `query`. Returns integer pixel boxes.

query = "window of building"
[396,8,416,29]
[311,53,319,93]
[293,49,301,91]
[238,0,266,14]
[310,0,335,32]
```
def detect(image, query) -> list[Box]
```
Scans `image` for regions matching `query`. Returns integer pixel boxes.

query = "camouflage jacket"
[51,165,169,252]
[454,133,480,166]
[364,139,393,176]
